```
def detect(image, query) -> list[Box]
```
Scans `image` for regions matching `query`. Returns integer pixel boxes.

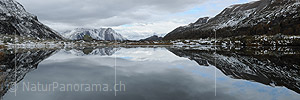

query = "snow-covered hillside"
[164,0,300,40]
[0,0,63,40]
[62,28,127,41]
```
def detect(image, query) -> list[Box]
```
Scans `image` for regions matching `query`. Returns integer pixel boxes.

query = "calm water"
[1,46,300,100]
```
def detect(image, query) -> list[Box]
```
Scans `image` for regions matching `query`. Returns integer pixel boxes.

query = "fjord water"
[2,46,300,100]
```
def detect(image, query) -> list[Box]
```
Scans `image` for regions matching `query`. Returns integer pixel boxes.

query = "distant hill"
[164,0,300,40]
[140,35,163,41]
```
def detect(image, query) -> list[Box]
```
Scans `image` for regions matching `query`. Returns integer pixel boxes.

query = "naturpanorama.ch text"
[15,81,126,92]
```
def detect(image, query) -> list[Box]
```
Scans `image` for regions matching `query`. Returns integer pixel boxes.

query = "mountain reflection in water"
[168,46,300,94]
[0,48,59,97]
[1,46,299,100]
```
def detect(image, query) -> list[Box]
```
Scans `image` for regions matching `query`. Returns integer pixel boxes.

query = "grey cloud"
[17,0,205,26]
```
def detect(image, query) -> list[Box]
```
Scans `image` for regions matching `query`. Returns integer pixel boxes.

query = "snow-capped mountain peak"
[62,28,127,41]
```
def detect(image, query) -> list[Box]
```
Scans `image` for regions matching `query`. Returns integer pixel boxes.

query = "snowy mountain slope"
[62,28,127,41]
[164,0,300,40]
[0,0,64,40]
[165,17,209,38]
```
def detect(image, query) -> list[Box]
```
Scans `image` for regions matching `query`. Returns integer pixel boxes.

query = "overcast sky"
[17,0,257,40]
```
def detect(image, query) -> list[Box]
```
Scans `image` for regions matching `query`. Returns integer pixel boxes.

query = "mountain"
[140,35,163,41]
[168,46,300,94]
[62,28,127,41]
[164,0,300,40]
[0,0,63,40]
